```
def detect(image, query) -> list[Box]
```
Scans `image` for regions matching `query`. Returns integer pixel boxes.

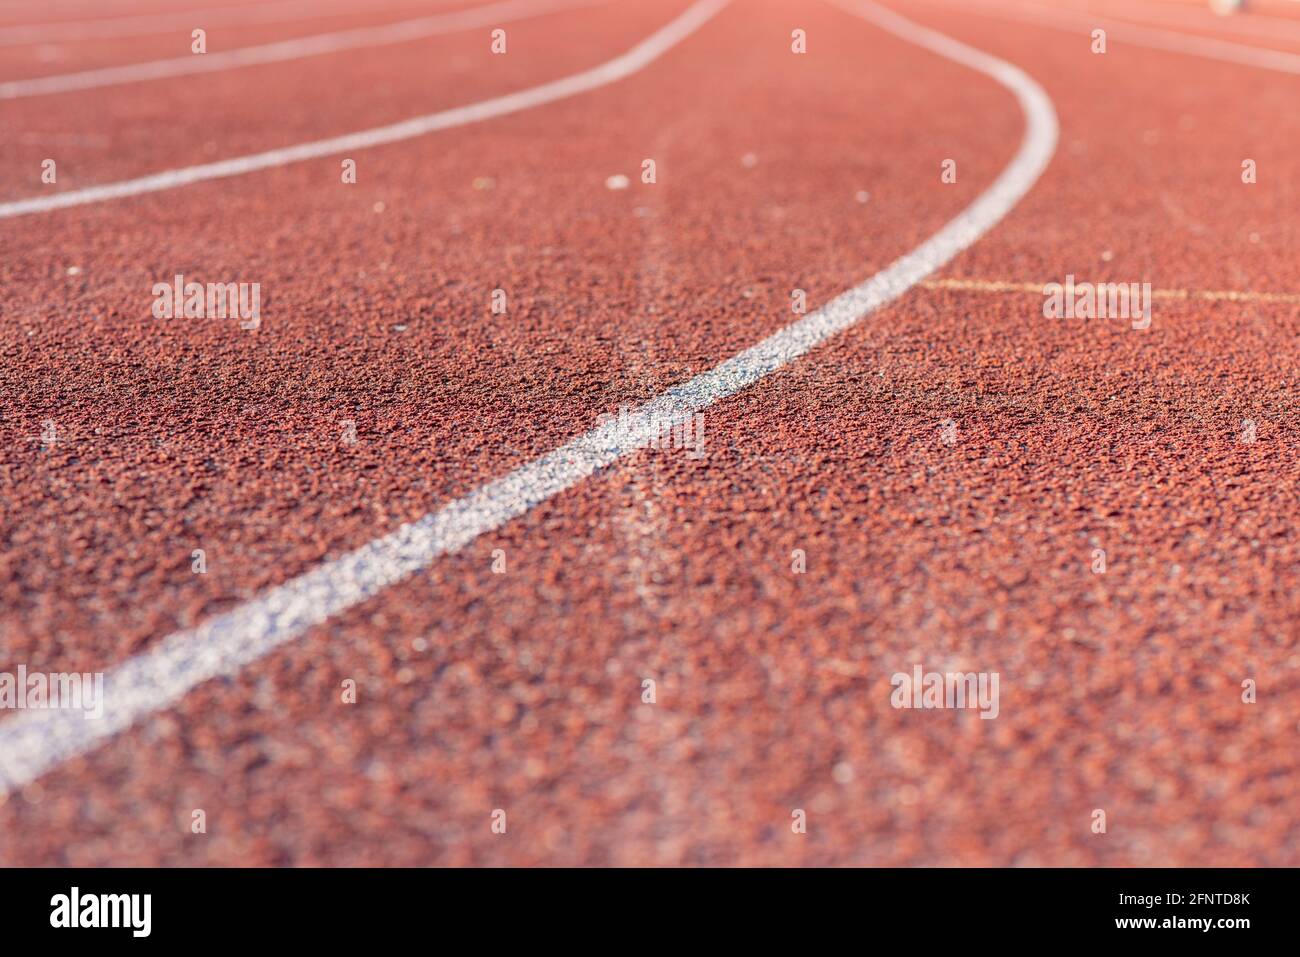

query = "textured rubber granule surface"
[0,0,1296,865]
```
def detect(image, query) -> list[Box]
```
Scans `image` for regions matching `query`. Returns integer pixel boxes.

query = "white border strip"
[0,0,1058,796]
[0,0,722,220]
[0,0,613,100]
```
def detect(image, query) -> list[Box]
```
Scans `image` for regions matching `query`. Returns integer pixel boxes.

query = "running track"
[0,0,1297,865]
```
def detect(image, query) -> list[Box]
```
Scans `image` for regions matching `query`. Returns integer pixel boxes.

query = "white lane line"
[0,0,722,221]
[0,0,1058,796]
[1059,0,1300,44]
[0,0,447,48]
[934,0,1300,75]
[0,0,612,100]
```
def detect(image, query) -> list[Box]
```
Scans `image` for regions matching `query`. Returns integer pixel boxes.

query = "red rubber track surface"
[0,4,487,79]
[0,0,469,29]
[0,0,1297,865]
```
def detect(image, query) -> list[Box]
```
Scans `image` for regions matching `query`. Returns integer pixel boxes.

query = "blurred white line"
[0,0,461,47]
[0,0,718,219]
[1042,0,1300,45]
[1,0,612,100]
[942,0,1300,74]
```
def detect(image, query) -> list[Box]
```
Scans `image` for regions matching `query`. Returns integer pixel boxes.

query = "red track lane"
[0,0,510,77]
[944,0,1300,55]
[1072,0,1300,26]
[1,0,1297,865]
[2,0,1013,675]
[0,1,680,188]
[0,0,465,31]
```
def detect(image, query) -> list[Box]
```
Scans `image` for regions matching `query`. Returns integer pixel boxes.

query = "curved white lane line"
[0,0,722,221]
[0,0,1058,796]
[0,0,613,101]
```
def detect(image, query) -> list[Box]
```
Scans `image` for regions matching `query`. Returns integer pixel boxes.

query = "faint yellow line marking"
[921,278,1300,305]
